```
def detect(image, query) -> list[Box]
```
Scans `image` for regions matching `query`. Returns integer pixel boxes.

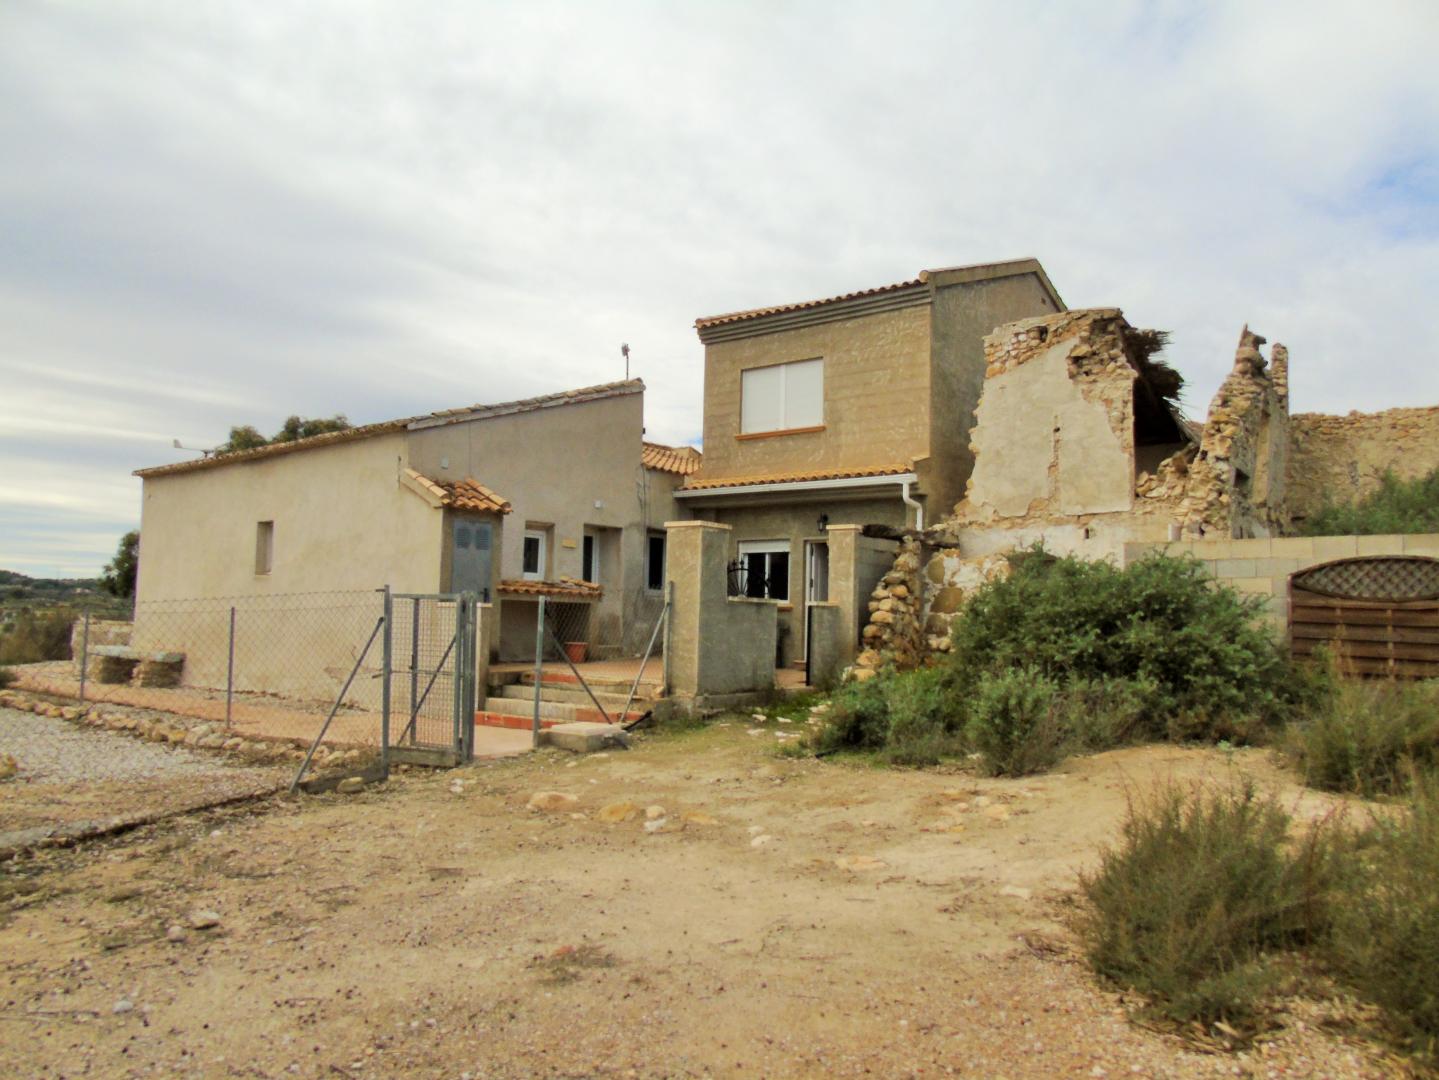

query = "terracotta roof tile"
[444,478,512,514]
[679,463,913,491]
[694,279,923,329]
[641,441,702,476]
[499,578,603,601]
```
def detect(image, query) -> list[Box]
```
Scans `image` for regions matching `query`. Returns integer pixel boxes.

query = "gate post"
[531,595,546,749]
[380,585,393,779]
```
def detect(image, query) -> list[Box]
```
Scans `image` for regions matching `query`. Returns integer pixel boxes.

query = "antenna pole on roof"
[621,342,630,380]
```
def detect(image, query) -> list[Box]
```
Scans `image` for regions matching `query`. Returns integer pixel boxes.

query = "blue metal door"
[452,519,492,601]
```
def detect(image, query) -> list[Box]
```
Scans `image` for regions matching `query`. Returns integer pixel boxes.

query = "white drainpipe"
[900,478,923,530]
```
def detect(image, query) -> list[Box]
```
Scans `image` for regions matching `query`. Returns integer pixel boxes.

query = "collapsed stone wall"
[849,542,1011,677]
[920,550,1011,654]
[850,538,923,680]
[1287,407,1439,524]
[1178,328,1289,538]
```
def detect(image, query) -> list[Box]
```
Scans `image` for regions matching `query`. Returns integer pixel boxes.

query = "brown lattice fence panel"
[1290,556,1439,678]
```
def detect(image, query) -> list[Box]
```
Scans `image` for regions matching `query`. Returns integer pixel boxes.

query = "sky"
[2,0,1436,579]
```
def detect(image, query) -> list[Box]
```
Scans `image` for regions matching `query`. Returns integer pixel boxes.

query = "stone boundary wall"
[1288,408,1439,525]
[1124,533,1439,628]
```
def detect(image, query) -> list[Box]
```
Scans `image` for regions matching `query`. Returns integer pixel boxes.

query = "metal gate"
[1289,556,1439,678]
[386,591,481,764]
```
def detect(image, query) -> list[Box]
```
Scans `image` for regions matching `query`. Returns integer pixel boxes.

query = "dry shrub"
[1078,782,1342,1029]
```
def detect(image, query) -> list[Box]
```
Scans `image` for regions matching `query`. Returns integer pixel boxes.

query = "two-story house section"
[675,259,1065,666]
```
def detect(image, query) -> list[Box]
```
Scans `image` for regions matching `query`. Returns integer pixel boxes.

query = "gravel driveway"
[0,706,287,849]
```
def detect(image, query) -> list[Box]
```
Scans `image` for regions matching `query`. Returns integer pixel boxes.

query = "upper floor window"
[740,358,823,435]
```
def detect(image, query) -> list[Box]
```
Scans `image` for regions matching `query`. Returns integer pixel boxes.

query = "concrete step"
[516,670,663,697]
[478,696,646,728]
[540,722,630,753]
[493,683,645,710]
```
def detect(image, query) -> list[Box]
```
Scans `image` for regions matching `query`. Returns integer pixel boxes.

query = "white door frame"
[803,539,830,660]
[522,529,547,581]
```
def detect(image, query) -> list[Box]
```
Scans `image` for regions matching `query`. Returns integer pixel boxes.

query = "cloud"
[2,0,1436,576]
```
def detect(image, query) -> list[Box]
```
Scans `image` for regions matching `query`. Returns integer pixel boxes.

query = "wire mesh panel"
[385,594,478,755]
[541,588,666,665]
[13,590,389,747]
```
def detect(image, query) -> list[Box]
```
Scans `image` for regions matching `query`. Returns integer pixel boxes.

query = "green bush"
[1287,679,1439,797]
[1330,776,1439,1060]
[966,667,1066,776]
[1058,675,1162,751]
[0,608,74,665]
[1079,782,1342,1028]
[944,551,1301,741]
[881,666,959,766]
[815,666,961,765]
[1302,467,1439,537]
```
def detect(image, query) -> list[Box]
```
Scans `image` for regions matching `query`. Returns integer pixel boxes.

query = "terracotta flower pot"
[563,641,588,664]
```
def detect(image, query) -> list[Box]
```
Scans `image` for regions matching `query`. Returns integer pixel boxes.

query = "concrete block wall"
[1125,534,1439,627]
[664,520,778,698]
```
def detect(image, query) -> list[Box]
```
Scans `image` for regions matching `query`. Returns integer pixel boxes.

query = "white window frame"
[737,539,791,601]
[740,357,823,435]
[521,529,547,581]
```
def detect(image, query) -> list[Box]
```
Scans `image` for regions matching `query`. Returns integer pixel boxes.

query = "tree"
[101,530,139,599]
[222,425,268,453]
[273,414,351,443]
[217,415,351,454]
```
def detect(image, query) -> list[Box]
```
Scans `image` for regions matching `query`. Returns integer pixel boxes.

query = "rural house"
[674,258,1064,666]
[132,380,698,678]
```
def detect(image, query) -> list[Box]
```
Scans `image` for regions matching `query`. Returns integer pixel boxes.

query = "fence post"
[381,586,393,779]
[409,596,420,744]
[78,610,91,703]
[225,606,236,727]
[531,595,546,749]
[662,581,674,696]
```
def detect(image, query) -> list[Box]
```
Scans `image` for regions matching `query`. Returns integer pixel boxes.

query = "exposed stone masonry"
[1288,406,1439,524]
[850,538,924,679]
[1178,326,1289,539]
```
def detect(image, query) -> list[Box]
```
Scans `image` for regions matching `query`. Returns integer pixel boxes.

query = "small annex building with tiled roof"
[132,378,701,667]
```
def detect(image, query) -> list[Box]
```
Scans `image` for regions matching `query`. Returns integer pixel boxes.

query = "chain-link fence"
[386,593,478,756]
[540,588,666,666]
[11,590,394,749]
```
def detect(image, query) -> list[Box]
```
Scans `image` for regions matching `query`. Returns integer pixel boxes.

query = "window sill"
[776,603,793,612]
[736,425,825,442]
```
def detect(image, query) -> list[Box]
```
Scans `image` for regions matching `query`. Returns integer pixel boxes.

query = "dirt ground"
[0,717,1401,1079]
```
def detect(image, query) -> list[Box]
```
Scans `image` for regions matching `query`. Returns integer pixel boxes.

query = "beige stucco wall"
[927,272,1063,512]
[963,332,1135,520]
[407,390,681,659]
[136,431,443,601]
[698,305,932,482]
[1288,408,1439,525]
[133,432,443,704]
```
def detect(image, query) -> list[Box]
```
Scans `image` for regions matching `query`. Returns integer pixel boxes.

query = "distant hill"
[0,569,131,618]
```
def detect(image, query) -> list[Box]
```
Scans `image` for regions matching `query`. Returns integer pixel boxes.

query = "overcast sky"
[2,0,1436,579]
